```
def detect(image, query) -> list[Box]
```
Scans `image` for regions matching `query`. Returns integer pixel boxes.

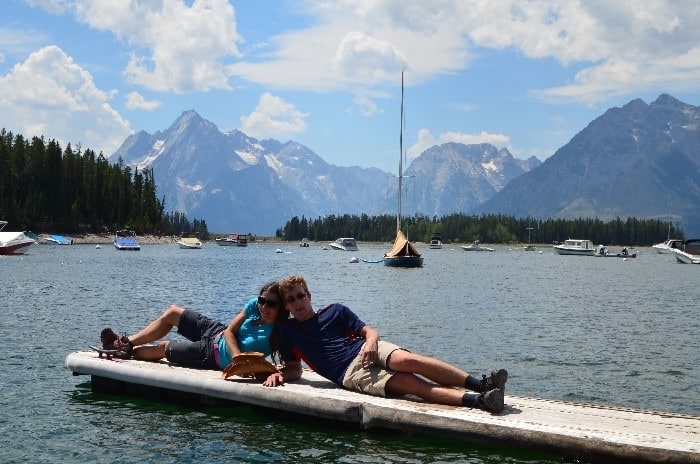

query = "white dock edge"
[66,351,699,463]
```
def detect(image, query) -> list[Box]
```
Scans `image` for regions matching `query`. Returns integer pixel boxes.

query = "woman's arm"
[223,309,247,358]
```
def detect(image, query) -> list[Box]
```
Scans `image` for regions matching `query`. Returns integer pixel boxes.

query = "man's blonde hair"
[279,275,309,296]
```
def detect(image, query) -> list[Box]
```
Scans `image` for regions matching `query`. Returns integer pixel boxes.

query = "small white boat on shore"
[553,239,595,256]
[46,234,73,245]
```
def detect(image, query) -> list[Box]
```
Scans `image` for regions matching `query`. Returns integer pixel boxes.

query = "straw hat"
[221,352,279,380]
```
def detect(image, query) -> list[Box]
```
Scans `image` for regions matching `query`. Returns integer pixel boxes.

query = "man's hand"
[262,372,285,387]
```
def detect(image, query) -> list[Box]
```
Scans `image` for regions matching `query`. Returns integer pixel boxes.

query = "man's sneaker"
[476,388,504,413]
[100,328,133,356]
[481,368,508,393]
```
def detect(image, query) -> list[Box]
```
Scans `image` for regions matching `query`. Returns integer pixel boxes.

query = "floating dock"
[66,351,699,463]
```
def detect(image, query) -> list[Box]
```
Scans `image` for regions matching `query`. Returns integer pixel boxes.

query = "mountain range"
[113,94,700,237]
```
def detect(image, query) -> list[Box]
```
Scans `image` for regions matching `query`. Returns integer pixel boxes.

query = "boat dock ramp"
[66,351,699,463]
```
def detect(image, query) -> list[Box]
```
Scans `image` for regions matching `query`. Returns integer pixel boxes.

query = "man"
[262,275,508,413]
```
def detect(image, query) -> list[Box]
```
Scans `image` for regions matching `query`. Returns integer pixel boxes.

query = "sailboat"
[523,226,535,251]
[383,71,424,268]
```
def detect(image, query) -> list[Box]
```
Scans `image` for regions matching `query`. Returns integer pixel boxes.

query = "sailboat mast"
[396,71,404,233]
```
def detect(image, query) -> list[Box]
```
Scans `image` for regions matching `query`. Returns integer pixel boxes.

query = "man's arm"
[262,360,303,387]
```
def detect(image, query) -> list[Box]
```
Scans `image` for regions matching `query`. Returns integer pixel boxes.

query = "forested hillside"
[0,129,205,236]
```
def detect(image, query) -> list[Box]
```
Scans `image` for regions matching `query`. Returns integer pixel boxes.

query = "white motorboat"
[652,238,684,254]
[177,237,202,249]
[114,229,140,250]
[0,221,35,255]
[670,239,700,264]
[461,240,494,252]
[216,233,248,247]
[428,233,443,249]
[553,239,595,256]
[329,237,358,251]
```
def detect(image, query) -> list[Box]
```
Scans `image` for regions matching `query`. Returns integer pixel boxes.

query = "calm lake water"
[1,241,698,463]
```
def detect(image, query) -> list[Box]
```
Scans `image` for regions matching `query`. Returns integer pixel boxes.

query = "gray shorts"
[341,341,405,397]
[165,309,226,370]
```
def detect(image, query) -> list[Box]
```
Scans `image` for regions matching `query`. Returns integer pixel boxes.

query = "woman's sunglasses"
[284,291,308,304]
[257,296,280,308]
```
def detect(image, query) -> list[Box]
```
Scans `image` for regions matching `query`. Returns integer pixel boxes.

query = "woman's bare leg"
[128,305,185,346]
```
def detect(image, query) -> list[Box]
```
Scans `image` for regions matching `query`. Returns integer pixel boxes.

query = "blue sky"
[2,1,700,173]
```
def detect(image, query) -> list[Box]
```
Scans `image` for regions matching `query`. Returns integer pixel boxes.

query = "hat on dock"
[222,352,279,380]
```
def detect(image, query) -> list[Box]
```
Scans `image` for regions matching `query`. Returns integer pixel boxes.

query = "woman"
[101,281,289,370]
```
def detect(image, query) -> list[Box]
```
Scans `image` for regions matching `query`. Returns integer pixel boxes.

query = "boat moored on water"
[461,240,495,252]
[177,237,202,249]
[0,221,36,255]
[216,233,248,247]
[329,237,358,251]
[595,245,637,258]
[428,233,443,249]
[670,239,700,264]
[113,229,140,250]
[382,71,423,268]
[652,238,684,254]
[553,239,595,256]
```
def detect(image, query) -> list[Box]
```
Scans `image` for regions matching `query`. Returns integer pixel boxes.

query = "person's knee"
[164,305,185,324]
[388,350,423,371]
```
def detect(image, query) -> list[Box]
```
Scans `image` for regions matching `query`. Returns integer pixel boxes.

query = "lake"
[1,241,698,463]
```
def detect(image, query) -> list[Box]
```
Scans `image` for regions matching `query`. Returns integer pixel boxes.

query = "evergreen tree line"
[0,129,207,237]
[278,213,682,246]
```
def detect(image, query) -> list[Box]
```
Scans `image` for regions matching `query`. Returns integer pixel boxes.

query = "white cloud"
[408,128,511,160]
[71,0,241,93]
[125,91,161,111]
[228,1,700,105]
[240,93,309,140]
[0,45,131,155]
[353,94,379,117]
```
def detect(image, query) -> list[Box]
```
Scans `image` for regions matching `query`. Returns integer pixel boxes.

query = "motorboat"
[329,237,358,251]
[114,229,140,250]
[670,239,700,264]
[216,233,248,247]
[0,221,35,255]
[299,238,310,247]
[46,234,73,245]
[461,240,495,252]
[177,237,202,249]
[428,233,443,249]
[595,245,636,258]
[652,238,684,254]
[553,239,595,256]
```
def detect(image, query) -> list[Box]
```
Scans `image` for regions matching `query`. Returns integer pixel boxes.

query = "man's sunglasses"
[284,292,308,304]
[257,296,280,308]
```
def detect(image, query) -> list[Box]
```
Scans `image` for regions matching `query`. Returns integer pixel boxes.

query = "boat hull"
[0,231,35,255]
[329,238,358,251]
[383,256,424,267]
[553,239,595,256]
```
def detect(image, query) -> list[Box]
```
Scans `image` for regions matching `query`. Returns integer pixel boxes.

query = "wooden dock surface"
[66,351,699,463]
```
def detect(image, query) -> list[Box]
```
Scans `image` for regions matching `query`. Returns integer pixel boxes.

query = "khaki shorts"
[341,341,406,397]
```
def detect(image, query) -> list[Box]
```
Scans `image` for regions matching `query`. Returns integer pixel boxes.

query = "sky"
[2,1,700,173]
